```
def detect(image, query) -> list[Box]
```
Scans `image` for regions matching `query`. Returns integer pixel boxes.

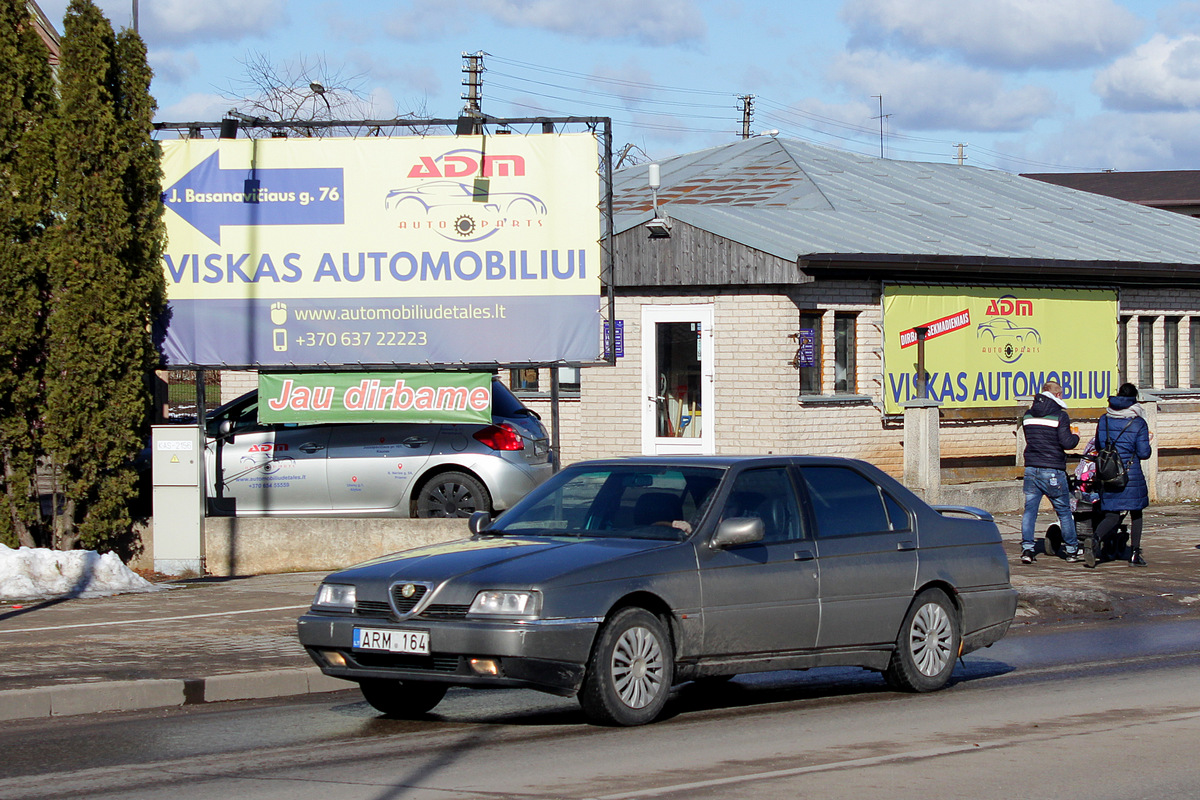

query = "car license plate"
[352,627,430,655]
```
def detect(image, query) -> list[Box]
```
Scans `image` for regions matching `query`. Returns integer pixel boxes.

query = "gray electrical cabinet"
[151,425,205,575]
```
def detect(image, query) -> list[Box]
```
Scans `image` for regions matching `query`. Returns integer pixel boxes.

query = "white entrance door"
[641,304,714,455]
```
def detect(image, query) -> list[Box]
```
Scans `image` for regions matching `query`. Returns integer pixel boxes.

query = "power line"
[478,52,1109,171]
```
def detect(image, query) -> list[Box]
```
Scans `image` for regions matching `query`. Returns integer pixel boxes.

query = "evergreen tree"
[43,0,165,551]
[0,0,56,547]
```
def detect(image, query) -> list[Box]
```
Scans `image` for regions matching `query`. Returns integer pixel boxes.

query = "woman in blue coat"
[1087,383,1153,567]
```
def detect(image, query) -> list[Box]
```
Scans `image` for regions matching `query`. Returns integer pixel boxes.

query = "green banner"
[258,372,492,424]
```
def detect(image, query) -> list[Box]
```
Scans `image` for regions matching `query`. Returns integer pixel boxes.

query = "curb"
[0,667,355,722]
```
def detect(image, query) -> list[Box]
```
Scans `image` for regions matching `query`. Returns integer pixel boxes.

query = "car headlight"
[469,590,541,617]
[313,583,356,610]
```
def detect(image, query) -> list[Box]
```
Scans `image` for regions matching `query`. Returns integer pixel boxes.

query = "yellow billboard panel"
[882,285,1118,414]
[158,134,602,367]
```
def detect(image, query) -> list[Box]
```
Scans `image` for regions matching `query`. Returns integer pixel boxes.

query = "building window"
[798,312,823,394]
[1165,316,1180,388]
[557,366,580,393]
[1191,318,1200,387]
[834,312,857,393]
[510,368,539,392]
[1138,316,1155,388]
[1119,316,1130,384]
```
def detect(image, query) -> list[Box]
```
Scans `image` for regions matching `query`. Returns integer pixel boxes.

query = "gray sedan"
[298,456,1017,725]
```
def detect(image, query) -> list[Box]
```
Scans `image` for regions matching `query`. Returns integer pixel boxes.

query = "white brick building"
[509,138,1200,500]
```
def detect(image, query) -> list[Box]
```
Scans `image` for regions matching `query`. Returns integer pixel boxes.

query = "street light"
[309,82,331,113]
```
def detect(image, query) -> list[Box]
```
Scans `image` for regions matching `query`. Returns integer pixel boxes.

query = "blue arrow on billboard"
[162,152,344,244]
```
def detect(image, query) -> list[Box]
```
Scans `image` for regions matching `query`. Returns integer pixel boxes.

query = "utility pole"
[132,0,138,33]
[458,51,484,135]
[954,143,967,165]
[871,95,890,159]
[738,94,754,139]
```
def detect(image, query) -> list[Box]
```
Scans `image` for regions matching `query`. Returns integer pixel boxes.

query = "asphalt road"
[2,615,1199,800]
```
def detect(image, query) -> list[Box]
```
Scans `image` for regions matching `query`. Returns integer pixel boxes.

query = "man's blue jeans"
[1022,467,1078,553]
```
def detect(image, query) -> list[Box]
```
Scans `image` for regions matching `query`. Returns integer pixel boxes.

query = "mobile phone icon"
[273,328,288,352]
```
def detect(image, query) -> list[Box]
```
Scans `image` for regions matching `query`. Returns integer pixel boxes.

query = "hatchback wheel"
[358,679,447,716]
[414,471,491,518]
[579,607,674,726]
[883,588,960,692]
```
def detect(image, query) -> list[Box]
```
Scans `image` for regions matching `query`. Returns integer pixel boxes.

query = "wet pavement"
[0,504,1198,720]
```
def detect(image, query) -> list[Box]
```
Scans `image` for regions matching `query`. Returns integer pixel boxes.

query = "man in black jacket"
[1020,380,1082,563]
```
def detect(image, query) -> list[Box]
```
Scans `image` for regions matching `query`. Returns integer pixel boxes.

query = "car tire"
[358,679,447,716]
[414,471,491,518]
[883,588,960,693]
[579,607,674,726]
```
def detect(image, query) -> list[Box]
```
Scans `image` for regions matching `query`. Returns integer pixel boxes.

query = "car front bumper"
[297,611,601,696]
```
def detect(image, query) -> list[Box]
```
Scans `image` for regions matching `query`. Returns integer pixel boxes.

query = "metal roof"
[1023,170,1200,208]
[614,137,1200,268]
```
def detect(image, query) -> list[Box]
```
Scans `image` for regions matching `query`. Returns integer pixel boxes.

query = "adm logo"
[386,149,547,243]
[977,294,1041,364]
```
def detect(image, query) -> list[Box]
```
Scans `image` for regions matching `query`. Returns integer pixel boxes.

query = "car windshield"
[489,464,724,540]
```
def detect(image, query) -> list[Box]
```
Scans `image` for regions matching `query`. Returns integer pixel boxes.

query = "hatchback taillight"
[474,423,525,451]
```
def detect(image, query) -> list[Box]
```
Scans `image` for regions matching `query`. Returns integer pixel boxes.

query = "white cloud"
[482,0,705,44]
[141,0,287,44]
[842,0,1142,70]
[149,49,201,87]
[828,51,1057,132]
[156,92,232,123]
[384,0,705,45]
[1094,34,1200,111]
[1009,110,1200,171]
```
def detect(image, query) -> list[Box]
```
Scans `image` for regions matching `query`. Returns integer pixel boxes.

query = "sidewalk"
[1,505,1198,722]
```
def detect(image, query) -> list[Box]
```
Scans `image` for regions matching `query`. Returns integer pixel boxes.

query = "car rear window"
[799,466,891,537]
[491,380,528,418]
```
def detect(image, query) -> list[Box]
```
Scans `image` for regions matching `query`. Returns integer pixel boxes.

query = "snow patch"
[0,544,162,602]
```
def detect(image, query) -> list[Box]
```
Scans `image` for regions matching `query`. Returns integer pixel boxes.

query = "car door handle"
[299,443,324,454]
[794,549,815,561]
[896,539,916,551]
[402,437,429,448]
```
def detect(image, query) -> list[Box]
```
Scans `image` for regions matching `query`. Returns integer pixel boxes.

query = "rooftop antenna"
[871,95,890,159]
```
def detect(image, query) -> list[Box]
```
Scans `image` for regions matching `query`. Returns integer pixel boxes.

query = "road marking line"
[0,605,310,634]
[589,708,1200,800]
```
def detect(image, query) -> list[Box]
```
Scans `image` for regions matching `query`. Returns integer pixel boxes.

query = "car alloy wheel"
[883,588,960,693]
[414,471,491,518]
[910,601,953,677]
[580,607,674,726]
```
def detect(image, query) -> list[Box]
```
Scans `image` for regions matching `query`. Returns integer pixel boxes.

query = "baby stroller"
[1045,442,1128,561]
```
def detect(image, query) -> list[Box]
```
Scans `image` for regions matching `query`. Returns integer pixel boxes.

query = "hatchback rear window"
[491,380,529,418]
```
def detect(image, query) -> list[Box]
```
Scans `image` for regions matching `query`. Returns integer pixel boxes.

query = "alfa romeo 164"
[298,456,1017,726]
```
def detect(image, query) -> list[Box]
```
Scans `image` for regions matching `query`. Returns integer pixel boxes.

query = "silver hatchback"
[204,379,551,518]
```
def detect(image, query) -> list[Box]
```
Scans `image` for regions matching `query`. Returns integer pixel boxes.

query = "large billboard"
[158,134,603,367]
[882,285,1118,414]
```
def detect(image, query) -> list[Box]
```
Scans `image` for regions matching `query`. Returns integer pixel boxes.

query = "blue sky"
[34,0,1200,172]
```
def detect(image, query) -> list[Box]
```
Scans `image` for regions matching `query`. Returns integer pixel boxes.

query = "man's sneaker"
[1021,549,1036,564]
[1063,548,1082,563]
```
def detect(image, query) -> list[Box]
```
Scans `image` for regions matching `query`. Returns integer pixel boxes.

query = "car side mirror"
[218,420,236,441]
[711,517,764,549]
[468,510,491,535]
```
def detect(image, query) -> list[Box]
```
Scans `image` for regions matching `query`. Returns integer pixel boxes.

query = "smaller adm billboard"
[158,133,602,368]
